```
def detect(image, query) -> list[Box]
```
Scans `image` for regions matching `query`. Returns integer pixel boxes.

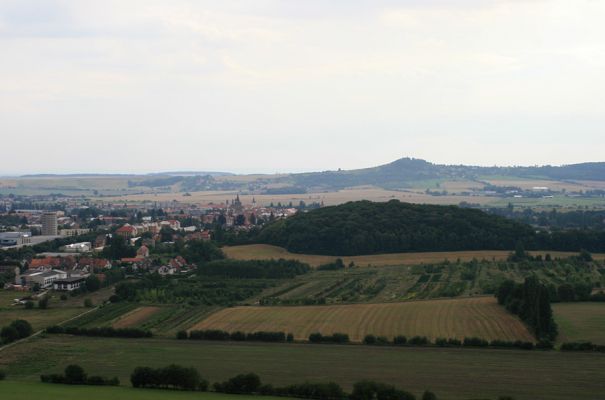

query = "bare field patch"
[191,297,534,342]
[112,306,161,329]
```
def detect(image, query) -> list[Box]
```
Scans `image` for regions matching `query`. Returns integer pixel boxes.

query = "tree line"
[45,325,152,338]
[182,329,292,343]
[496,276,558,341]
[41,364,119,386]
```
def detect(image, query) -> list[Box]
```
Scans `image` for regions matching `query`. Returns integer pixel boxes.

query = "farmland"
[223,244,605,267]
[191,297,534,342]
[2,335,605,400]
[0,381,282,400]
[553,302,605,344]
[0,286,118,332]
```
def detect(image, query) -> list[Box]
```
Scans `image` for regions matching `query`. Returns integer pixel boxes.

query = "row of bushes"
[45,325,152,338]
[560,342,605,352]
[131,364,206,390]
[130,365,439,400]
[1,320,33,345]
[361,335,549,351]
[40,365,119,386]
[177,329,553,351]
[180,329,293,343]
[309,332,350,344]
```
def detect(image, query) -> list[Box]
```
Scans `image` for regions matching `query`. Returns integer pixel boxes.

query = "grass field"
[553,302,605,344]
[0,307,85,331]
[191,297,534,342]
[0,287,119,331]
[223,244,605,267]
[2,335,604,400]
[0,381,283,400]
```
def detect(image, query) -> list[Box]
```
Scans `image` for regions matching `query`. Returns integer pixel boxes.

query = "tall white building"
[41,212,58,236]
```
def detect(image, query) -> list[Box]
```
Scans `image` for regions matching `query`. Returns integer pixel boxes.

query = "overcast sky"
[0,0,604,175]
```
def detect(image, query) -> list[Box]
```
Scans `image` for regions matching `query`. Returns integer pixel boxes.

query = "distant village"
[0,194,315,296]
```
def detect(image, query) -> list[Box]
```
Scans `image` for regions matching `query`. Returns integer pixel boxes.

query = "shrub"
[130,364,202,390]
[274,382,348,400]
[309,333,323,343]
[45,326,152,338]
[536,340,554,350]
[351,380,416,400]
[10,320,33,339]
[214,373,262,394]
[84,299,94,308]
[60,294,68,301]
[109,295,121,303]
[435,338,448,347]
[0,369,6,380]
[393,335,407,345]
[408,336,429,346]
[1,326,20,344]
[463,337,489,347]
[24,301,34,309]
[64,364,87,384]
[363,335,377,345]
[287,333,294,342]
[447,338,461,346]
[176,330,188,340]
[230,331,247,341]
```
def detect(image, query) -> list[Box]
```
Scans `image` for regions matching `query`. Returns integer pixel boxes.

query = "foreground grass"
[2,335,604,400]
[0,380,284,400]
[553,302,605,344]
[223,244,605,267]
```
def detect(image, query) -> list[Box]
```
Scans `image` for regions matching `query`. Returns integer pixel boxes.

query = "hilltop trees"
[257,200,535,256]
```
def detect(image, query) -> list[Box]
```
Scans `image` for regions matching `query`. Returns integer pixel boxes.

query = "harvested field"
[223,244,605,267]
[192,296,534,342]
[112,306,161,329]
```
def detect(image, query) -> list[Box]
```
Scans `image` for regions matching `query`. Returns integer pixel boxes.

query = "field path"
[192,296,534,342]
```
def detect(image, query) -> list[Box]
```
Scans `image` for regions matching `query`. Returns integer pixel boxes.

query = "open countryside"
[192,297,534,342]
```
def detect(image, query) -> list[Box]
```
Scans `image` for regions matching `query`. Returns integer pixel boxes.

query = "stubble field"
[191,296,534,342]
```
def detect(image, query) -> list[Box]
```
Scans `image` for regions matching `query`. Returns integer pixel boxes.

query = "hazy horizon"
[1,156,604,177]
[1,0,604,175]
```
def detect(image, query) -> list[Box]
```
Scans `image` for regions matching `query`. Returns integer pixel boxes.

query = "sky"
[0,0,604,175]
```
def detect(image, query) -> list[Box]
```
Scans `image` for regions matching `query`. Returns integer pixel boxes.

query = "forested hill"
[290,158,605,190]
[257,200,536,256]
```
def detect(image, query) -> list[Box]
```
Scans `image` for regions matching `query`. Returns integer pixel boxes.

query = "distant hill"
[257,200,536,255]
[290,158,605,190]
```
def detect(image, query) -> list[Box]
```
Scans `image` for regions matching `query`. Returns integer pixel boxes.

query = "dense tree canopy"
[257,200,535,255]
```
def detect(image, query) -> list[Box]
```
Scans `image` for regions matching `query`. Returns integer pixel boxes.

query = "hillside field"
[223,244,605,267]
[2,335,604,400]
[553,302,605,344]
[191,297,534,342]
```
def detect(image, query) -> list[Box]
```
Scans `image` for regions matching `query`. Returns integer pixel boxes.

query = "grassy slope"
[192,297,534,342]
[223,244,605,268]
[0,381,284,400]
[553,302,605,344]
[2,335,605,400]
